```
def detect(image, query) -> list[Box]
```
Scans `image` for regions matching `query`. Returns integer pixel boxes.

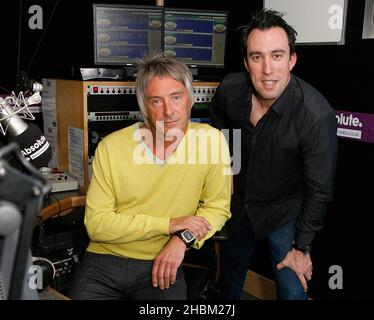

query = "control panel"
[43,172,79,193]
[86,84,136,95]
[193,85,217,103]
[87,111,141,122]
[85,84,217,103]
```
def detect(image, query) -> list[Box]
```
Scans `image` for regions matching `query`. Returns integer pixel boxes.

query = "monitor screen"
[93,4,163,65]
[163,8,228,68]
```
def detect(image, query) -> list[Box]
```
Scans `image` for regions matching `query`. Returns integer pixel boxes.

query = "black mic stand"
[0,142,50,299]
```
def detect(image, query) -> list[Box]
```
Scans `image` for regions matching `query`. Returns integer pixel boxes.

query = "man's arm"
[152,130,232,288]
[85,147,170,243]
[278,112,337,291]
[193,131,232,248]
[295,112,338,247]
[85,139,214,244]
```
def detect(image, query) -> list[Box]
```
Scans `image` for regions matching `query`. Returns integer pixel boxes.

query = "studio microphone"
[0,86,52,168]
[10,123,52,169]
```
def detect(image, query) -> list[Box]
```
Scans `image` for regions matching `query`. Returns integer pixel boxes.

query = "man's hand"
[152,236,187,289]
[276,249,313,292]
[169,216,211,240]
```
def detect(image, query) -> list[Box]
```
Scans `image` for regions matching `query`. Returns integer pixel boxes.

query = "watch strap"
[292,243,312,254]
[174,230,195,249]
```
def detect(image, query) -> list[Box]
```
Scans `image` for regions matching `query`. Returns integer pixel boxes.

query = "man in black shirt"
[210,9,337,299]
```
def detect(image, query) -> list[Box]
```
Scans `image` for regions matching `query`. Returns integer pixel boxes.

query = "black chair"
[182,225,230,300]
[32,195,88,297]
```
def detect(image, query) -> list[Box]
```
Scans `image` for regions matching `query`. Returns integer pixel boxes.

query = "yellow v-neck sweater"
[85,122,231,260]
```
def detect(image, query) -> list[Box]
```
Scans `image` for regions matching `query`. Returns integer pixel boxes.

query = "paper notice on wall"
[41,79,58,168]
[68,127,84,187]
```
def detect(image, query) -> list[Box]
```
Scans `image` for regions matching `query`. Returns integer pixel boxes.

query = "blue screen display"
[94,5,163,65]
[164,9,228,67]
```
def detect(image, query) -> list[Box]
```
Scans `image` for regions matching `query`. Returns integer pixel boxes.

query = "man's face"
[144,76,191,138]
[244,26,297,107]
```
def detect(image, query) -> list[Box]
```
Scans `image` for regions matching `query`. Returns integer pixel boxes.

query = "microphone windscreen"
[9,123,52,168]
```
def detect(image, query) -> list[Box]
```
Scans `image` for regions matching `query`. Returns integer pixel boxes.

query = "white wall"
[264,0,348,44]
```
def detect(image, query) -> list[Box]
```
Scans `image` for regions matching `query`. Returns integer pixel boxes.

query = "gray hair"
[135,52,194,127]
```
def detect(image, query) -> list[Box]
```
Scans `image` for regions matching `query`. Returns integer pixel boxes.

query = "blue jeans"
[219,214,309,300]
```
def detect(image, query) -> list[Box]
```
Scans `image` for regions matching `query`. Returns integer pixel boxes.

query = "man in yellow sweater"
[69,53,231,300]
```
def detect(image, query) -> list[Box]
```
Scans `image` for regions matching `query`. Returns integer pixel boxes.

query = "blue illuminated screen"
[93,5,163,65]
[164,9,228,67]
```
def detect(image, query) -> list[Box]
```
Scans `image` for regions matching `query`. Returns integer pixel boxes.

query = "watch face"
[182,230,195,242]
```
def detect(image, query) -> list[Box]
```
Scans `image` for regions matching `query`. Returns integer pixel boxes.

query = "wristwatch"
[174,230,196,249]
[292,243,312,255]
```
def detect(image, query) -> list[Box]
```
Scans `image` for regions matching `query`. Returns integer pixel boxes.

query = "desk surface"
[39,286,70,300]
[41,191,86,221]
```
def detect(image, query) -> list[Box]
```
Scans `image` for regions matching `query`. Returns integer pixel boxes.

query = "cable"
[32,256,56,280]
[0,86,11,94]
[17,0,23,75]
[50,192,62,216]
[26,0,61,73]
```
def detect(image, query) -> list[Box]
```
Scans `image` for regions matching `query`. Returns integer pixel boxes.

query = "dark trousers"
[69,252,187,300]
[219,214,308,300]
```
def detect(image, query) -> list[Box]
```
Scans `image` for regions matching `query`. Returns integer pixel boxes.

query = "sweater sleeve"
[193,131,232,249]
[84,140,170,244]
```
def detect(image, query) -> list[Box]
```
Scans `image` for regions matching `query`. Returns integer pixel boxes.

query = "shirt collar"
[270,74,296,116]
[246,74,296,116]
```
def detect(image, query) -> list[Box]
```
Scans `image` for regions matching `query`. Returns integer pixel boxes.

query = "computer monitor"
[163,8,228,70]
[93,4,163,65]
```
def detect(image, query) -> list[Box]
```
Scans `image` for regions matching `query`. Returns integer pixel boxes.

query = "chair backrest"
[32,195,88,296]
[40,196,86,221]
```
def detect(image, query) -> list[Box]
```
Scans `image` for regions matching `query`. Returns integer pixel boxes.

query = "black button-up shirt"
[210,72,337,247]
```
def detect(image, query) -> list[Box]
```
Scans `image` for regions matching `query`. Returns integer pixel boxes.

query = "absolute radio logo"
[21,135,50,160]
[335,113,362,127]
[335,111,374,143]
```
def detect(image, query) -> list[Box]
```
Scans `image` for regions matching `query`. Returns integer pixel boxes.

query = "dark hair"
[237,9,298,57]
